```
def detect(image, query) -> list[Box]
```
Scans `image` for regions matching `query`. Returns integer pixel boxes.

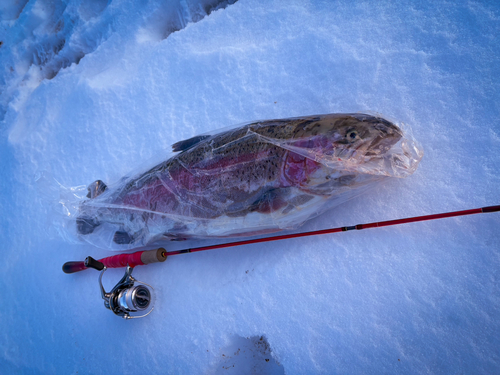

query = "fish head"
[283,114,402,163]
[282,114,404,193]
[324,114,403,161]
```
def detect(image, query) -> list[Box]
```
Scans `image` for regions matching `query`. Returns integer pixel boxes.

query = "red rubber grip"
[100,251,145,268]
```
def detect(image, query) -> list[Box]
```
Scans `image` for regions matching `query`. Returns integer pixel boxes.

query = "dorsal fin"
[172,135,210,152]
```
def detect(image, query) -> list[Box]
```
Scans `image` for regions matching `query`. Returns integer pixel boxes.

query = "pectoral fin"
[250,188,290,214]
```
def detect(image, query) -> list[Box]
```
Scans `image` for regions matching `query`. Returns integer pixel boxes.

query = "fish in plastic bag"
[59,113,423,250]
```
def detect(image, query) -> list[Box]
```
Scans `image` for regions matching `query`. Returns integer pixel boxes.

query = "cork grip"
[140,248,167,265]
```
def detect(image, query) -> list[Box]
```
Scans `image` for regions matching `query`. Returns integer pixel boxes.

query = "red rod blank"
[166,205,500,256]
[63,205,499,272]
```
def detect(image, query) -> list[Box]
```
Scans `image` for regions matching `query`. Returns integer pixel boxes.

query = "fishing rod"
[63,204,500,318]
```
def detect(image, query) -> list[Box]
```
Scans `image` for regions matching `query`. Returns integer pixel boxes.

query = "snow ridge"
[0,0,238,124]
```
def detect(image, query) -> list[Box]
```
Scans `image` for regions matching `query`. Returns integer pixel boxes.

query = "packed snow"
[1,0,499,374]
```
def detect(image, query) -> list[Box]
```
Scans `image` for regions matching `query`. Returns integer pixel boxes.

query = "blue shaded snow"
[1,0,499,374]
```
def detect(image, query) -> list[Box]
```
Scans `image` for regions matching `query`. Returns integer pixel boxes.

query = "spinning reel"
[63,248,166,319]
[84,256,155,319]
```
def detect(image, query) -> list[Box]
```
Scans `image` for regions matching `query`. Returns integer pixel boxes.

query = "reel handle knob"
[85,256,105,271]
[62,261,87,274]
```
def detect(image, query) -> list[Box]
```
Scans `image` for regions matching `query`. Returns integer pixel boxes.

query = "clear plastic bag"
[56,113,423,250]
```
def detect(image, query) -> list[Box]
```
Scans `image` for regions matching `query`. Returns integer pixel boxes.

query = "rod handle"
[99,248,167,268]
[141,248,167,264]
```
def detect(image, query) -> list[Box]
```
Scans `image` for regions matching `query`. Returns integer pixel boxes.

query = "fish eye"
[346,130,358,141]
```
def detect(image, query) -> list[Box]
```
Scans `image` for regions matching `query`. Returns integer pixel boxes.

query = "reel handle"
[85,256,105,271]
[62,261,87,274]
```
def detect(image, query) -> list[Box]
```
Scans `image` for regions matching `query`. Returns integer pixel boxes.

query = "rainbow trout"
[74,113,422,250]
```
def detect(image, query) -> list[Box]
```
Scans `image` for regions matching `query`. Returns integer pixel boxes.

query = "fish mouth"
[364,117,403,157]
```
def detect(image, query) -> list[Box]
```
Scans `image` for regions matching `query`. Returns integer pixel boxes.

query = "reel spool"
[85,256,155,319]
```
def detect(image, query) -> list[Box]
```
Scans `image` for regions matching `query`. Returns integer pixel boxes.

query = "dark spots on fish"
[113,231,133,244]
[76,216,100,235]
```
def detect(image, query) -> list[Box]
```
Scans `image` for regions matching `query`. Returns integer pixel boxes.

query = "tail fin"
[86,180,107,199]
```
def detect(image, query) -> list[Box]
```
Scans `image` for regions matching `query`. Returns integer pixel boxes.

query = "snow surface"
[1,0,499,373]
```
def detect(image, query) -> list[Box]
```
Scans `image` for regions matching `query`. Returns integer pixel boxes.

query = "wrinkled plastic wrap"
[56,113,423,250]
